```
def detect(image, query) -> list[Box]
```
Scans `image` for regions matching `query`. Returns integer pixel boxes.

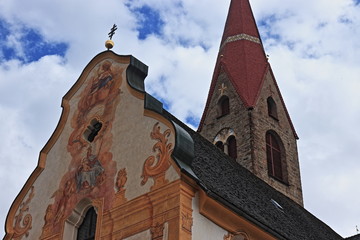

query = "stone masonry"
[199,69,303,206]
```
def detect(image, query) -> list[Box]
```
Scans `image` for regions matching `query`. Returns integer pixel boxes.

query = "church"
[4,0,359,239]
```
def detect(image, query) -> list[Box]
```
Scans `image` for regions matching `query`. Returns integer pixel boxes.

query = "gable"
[4,51,181,239]
[254,66,298,139]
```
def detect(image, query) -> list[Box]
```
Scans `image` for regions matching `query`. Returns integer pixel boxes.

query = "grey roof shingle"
[346,234,360,240]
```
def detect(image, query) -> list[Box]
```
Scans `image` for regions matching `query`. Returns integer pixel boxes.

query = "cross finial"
[108,24,118,40]
[105,24,117,50]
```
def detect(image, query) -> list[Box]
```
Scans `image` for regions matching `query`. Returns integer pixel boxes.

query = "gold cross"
[218,83,227,95]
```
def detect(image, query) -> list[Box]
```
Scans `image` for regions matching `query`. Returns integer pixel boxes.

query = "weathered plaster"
[192,192,228,240]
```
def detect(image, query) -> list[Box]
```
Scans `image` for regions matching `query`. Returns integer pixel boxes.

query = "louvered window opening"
[228,136,237,159]
[266,133,283,180]
[220,97,230,116]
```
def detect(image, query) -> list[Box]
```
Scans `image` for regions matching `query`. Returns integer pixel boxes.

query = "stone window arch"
[213,128,236,159]
[266,130,288,183]
[267,97,278,120]
[63,198,101,240]
[218,95,230,117]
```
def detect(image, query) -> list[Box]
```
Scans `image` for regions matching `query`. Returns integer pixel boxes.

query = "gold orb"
[105,40,114,50]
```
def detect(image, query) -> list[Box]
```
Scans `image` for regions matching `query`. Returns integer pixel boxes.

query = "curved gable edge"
[4,51,149,238]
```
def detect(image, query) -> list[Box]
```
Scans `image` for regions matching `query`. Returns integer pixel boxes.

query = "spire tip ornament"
[105,24,118,50]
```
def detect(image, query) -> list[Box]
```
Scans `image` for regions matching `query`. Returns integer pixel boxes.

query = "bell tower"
[198,0,303,205]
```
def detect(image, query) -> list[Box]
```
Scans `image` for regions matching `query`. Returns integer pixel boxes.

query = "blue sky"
[0,19,68,63]
[1,0,360,238]
[130,5,165,40]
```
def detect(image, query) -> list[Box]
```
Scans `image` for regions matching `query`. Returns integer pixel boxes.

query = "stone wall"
[200,71,253,171]
[252,71,303,205]
[199,69,303,206]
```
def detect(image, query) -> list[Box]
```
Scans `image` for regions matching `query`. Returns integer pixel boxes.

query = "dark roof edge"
[126,55,148,93]
[144,93,163,114]
[205,189,288,240]
[170,121,195,174]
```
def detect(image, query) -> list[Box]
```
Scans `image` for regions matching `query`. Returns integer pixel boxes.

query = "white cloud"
[0,0,359,238]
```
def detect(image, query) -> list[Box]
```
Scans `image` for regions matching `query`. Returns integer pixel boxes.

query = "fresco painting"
[41,59,125,237]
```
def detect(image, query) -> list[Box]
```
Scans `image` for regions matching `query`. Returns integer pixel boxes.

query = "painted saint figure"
[76,147,105,192]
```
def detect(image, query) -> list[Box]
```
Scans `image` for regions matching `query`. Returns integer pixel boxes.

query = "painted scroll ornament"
[141,122,173,190]
[12,186,34,240]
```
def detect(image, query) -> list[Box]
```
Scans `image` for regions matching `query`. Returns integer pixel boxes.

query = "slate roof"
[347,234,360,240]
[164,110,344,240]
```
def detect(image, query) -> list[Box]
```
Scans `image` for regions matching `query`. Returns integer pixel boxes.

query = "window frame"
[63,198,102,240]
[266,131,288,184]
[227,135,237,159]
[267,97,278,120]
[217,95,230,118]
[77,207,97,240]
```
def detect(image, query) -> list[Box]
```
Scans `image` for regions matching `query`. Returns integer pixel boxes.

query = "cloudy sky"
[1,0,360,238]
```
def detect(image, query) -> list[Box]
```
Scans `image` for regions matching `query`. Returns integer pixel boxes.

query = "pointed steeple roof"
[220,0,262,45]
[198,0,269,129]
[198,0,297,138]
[216,0,269,106]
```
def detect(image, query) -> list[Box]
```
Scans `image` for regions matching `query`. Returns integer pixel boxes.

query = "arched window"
[267,97,278,120]
[218,96,230,117]
[215,141,224,152]
[266,131,286,182]
[228,136,237,159]
[77,207,97,240]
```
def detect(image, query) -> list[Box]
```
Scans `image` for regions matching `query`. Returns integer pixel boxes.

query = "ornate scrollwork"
[181,212,193,232]
[141,122,173,188]
[150,222,164,239]
[13,186,34,239]
[224,232,249,240]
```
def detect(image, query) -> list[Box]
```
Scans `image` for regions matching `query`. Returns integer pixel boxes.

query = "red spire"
[198,0,269,130]
[217,0,269,108]
[220,0,261,45]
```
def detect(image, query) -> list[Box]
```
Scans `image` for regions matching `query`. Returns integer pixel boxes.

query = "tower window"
[218,96,230,117]
[267,97,278,120]
[227,136,237,159]
[266,131,286,182]
[77,207,97,240]
[215,141,224,152]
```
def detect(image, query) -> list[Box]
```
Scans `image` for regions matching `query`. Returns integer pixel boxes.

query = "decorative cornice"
[220,33,261,50]
[181,212,193,232]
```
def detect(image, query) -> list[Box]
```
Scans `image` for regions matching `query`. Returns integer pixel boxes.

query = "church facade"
[4,0,358,240]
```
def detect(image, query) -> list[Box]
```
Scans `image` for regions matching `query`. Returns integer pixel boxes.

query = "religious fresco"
[41,59,124,237]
